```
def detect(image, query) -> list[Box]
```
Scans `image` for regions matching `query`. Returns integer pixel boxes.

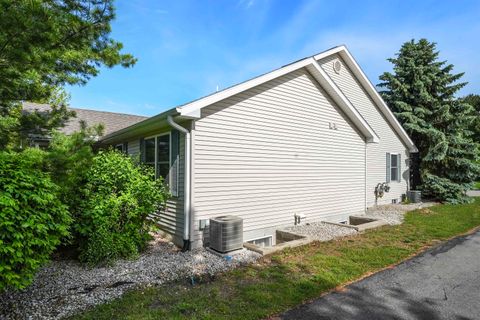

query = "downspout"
[167,116,191,251]
[365,142,368,211]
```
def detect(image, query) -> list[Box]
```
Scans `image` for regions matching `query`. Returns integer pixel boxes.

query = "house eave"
[100,45,417,152]
[330,47,418,152]
[99,108,180,144]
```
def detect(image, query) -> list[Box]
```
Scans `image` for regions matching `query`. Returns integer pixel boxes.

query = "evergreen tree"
[0,0,136,149]
[378,39,480,203]
[462,94,480,143]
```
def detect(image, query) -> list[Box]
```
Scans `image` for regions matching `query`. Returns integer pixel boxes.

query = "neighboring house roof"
[23,102,148,136]
[99,45,417,152]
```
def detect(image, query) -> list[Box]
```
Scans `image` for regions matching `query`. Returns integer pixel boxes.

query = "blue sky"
[66,0,480,116]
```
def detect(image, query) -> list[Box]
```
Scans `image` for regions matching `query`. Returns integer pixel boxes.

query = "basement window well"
[247,236,272,248]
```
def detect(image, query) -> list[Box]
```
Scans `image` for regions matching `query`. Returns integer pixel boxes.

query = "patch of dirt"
[417,208,436,215]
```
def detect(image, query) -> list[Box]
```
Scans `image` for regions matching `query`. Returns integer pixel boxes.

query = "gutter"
[167,115,192,251]
[99,107,179,144]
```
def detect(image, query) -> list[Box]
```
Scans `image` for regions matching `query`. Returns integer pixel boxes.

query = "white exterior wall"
[318,54,409,207]
[192,68,367,247]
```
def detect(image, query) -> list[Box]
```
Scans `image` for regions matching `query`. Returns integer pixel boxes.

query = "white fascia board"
[313,45,346,61]
[330,48,418,152]
[177,108,201,119]
[307,59,380,143]
[177,57,314,117]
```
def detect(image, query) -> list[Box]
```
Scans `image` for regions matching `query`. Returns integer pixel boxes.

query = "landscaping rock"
[365,202,437,225]
[0,235,261,320]
[284,222,358,241]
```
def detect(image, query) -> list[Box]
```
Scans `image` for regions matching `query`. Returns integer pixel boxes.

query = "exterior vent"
[333,59,342,74]
[209,216,243,253]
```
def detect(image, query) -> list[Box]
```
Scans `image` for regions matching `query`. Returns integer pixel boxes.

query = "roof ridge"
[70,107,148,118]
[23,102,148,118]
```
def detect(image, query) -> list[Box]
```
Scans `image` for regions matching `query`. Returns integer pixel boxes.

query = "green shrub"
[45,125,101,219]
[422,173,473,204]
[76,150,168,265]
[0,149,71,291]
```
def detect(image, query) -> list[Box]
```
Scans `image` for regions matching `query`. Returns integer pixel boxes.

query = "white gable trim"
[306,60,379,143]
[177,46,416,150]
[177,58,313,116]
[315,46,418,152]
[177,55,378,143]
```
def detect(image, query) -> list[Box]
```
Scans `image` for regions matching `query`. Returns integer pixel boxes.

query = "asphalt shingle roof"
[22,102,148,136]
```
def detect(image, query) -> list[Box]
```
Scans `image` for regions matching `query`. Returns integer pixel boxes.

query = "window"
[387,153,401,183]
[143,133,170,180]
[141,131,179,197]
[115,143,127,153]
[144,137,156,171]
[390,154,399,181]
[156,134,170,179]
[247,236,272,248]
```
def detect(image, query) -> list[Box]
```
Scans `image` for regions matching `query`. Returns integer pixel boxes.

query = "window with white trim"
[387,152,401,183]
[141,132,180,197]
[143,133,170,180]
[391,154,399,181]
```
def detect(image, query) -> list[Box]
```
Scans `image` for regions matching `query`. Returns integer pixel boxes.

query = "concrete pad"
[243,230,313,256]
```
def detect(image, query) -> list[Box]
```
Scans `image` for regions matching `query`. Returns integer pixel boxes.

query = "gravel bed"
[284,222,358,241]
[0,235,261,320]
[283,202,438,240]
[365,202,437,225]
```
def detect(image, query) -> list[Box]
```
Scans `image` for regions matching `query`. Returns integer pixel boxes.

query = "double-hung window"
[141,132,179,197]
[386,152,401,183]
[144,133,170,180]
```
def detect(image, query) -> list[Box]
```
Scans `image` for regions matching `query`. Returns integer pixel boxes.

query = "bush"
[0,149,71,291]
[422,173,473,204]
[45,124,101,217]
[76,150,168,265]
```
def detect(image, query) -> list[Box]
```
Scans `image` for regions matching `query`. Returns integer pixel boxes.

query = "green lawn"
[73,199,480,320]
[474,181,480,190]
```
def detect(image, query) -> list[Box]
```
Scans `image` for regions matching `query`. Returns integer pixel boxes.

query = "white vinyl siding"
[318,54,409,206]
[192,68,366,246]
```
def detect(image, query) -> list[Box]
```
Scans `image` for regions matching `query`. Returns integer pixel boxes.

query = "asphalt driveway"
[280,229,480,320]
